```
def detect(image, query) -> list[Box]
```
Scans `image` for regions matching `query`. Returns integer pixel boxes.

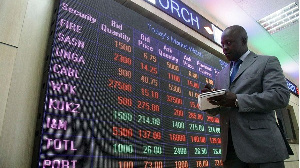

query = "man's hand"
[200,84,222,115]
[201,84,214,93]
[208,91,237,107]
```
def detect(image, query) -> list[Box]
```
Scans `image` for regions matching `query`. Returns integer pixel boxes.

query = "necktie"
[230,59,242,83]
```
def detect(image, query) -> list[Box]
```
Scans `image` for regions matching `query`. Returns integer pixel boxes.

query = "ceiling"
[190,0,299,86]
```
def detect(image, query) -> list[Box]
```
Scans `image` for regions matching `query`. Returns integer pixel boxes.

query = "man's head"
[221,25,248,61]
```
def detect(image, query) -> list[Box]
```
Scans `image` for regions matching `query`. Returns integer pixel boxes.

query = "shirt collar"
[238,50,250,62]
[230,50,250,69]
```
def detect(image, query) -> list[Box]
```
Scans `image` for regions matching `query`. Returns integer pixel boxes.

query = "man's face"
[221,29,245,61]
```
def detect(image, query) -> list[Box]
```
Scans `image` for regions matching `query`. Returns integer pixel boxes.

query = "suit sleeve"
[237,56,290,112]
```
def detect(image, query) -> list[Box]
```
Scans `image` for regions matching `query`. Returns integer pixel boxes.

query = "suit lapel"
[232,52,257,83]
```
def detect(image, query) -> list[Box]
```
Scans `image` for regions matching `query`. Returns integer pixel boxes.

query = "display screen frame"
[142,0,223,46]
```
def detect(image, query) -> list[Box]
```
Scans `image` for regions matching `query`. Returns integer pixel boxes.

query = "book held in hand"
[198,89,226,110]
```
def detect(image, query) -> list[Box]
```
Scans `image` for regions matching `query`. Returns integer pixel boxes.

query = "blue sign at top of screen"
[144,0,223,46]
[286,79,299,96]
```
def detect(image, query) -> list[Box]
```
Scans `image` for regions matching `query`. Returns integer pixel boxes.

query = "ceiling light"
[204,26,213,34]
[211,24,222,45]
[257,2,299,34]
[147,0,156,4]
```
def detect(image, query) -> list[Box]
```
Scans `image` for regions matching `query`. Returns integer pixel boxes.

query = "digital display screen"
[286,79,299,96]
[33,0,226,167]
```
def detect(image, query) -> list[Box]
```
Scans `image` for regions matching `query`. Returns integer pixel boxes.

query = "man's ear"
[242,37,247,45]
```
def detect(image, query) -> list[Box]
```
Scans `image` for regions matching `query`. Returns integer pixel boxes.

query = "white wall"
[0,0,55,167]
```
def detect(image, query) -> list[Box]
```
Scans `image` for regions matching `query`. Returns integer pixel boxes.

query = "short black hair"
[225,25,248,44]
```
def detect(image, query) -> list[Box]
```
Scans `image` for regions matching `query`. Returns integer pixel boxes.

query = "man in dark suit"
[201,25,290,168]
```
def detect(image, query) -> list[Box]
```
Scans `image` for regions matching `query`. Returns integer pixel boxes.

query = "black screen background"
[33,0,226,167]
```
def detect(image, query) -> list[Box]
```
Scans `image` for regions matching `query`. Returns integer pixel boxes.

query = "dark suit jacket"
[207,52,290,163]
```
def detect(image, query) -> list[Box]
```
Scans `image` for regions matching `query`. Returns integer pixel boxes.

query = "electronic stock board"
[33,0,228,167]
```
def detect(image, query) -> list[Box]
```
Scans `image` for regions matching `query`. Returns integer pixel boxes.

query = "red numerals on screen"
[118,68,132,79]
[113,127,133,137]
[188,70,198,79]
[144,161,163,168]
[207,116,220,123]
[210,137,221,144]
[139,130,161,140]
[167,61,179,71]
[196,160,209,167]
[140,62,157,74]
[137,101,160,112]
[175,161,188,168]
[188,112,203,121]
[143,53,157,63]
[141,75,158,87]
[173,109,184,117]
[115,41,132,53]
[108,79,132,92]
[187,80,199,89]
[118,96,132,106]
[205,78,214,85]
[118,161,134,168]
[190,135,206,143]
[188,90,199,98]
[168,72,180,82]
[114,53,132,65]
[189,101,199,109]
[168,84,181,93]
[169,133,186,142]
[214,160,223,166]
[141,88,159,99]
[167,95,183,105]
